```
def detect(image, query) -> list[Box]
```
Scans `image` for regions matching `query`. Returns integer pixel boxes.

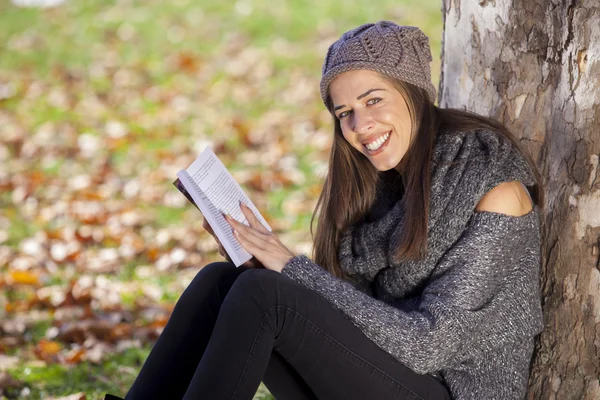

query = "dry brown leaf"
[64,347,86,364]
[77,190,104,201]
[58,319,126,344]
[175,51,201,74]
[4,300,33,313]
[147,314,169,330]
[7,270,39,286]
[111,322,133,341]
[34,339,61,362]
[25,170,45,186]
[146,246,159,262]
[45,229,63,240]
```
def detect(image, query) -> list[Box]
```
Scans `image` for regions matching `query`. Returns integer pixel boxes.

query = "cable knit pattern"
[281,128,544,400]
[320,21,437,104]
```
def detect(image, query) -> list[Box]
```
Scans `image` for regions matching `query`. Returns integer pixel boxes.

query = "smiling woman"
[113,20,545,400]
[330,70,414,172]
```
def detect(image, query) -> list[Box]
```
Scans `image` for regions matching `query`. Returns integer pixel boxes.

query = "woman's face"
[328,70,413,173]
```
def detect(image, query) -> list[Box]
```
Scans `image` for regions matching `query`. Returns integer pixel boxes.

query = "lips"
[360,131,391,145]
[363,131,391,155]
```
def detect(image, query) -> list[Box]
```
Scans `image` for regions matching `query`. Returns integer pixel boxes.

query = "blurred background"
[0,0,441,398]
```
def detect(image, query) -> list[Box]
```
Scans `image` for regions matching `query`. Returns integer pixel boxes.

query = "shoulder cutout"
[475,181,534,217]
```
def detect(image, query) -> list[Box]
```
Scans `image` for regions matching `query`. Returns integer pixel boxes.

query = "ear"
[475,181,534,216]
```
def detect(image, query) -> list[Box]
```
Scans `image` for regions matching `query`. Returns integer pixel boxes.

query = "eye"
[367,97,382,105]
[337,110,351,119]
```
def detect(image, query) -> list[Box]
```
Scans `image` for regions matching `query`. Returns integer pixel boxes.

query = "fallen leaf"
[34,339,61,362]
[64,348,86,364]
[7,270,39,286]
[175,51,201,74]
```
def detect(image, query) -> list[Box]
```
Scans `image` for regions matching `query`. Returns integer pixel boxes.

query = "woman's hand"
[224,202,295,273]
[202,216,264,269]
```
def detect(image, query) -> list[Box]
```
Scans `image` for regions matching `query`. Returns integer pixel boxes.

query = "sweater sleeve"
[281,209,543,375]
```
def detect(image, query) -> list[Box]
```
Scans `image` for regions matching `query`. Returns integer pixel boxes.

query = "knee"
[226,269,284,309]
[197,261,238,281]
[182,261,242,299]
[236,268,282,287]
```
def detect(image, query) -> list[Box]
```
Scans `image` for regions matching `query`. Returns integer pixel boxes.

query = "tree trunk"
[439,0,600,399]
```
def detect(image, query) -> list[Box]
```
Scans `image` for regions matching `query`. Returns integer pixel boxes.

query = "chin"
[370,157,403,172]
[371,162,396,172]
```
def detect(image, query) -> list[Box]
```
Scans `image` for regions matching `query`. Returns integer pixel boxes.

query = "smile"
[364,131,391,152]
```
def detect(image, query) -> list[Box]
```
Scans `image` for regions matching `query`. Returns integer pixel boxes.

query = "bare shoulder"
[475,181,534,216]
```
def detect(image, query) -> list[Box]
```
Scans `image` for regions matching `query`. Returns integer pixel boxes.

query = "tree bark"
[439,0,600,399]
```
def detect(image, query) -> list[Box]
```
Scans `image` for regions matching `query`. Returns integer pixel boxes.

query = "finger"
[230,220,274,254]
[232,228,264,259]
[226,213,275,253]
[225,214,262,238]
[233,230,284,270]
[239,202,269,233]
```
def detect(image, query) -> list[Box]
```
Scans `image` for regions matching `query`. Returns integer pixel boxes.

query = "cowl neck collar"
[337,128,538,300]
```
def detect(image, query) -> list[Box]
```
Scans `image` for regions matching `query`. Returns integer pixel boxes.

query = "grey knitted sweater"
[281,128,544,400]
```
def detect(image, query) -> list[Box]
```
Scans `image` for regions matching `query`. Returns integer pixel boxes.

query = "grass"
[8,347,151,400]
[0,0,441,398]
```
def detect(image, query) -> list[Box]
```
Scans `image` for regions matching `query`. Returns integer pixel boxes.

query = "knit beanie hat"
[320,20,437,106]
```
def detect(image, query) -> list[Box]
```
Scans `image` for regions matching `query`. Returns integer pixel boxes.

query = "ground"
[0,0,441,398]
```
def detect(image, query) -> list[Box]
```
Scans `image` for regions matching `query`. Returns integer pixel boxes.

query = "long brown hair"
[311,73,545,280]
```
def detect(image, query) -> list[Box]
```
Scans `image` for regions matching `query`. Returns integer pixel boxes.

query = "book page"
[197,177,243,253]
[186,147,271,233]
[177,146,272,266]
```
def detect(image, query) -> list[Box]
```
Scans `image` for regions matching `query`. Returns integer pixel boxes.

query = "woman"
[114,20,544,400]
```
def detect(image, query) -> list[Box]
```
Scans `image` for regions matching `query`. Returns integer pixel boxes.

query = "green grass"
[4,209,44,247]
[8,347,151,400]
[150,205,188,226]
[0,0,442,87]
[0,0,441,398]
[23,320,54,344]
[8,346,274,399]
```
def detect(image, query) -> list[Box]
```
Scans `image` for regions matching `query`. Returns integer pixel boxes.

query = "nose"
[351,109,374,134]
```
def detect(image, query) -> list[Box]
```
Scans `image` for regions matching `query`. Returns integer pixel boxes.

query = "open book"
[173,147,272,267]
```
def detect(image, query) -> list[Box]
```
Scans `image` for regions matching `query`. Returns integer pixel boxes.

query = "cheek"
[340,125,353,143]
[371,108,395,125]
[386,109,410,132]
[396,108,413,129]
[342,133,355,147]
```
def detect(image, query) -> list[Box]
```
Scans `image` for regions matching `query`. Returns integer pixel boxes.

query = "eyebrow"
[333,88,386,112]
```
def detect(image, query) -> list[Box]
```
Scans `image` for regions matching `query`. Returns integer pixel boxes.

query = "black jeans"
[125,262,451,400]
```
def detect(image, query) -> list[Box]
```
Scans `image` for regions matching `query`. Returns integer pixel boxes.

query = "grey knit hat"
[320,20,436,106]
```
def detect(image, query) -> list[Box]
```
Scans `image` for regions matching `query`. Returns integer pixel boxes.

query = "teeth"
[365,132,390,151]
